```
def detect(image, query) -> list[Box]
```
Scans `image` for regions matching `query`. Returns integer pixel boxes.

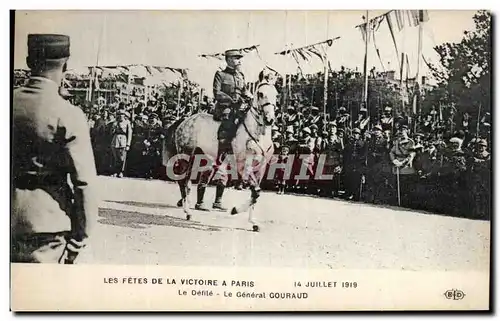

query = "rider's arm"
[213,71,234,104]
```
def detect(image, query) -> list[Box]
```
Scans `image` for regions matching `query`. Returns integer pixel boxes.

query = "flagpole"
[282,11,289,137]
[93,14,106,108]
[323,12,330,125]
[413,10,424,133]
[363,10,370,113]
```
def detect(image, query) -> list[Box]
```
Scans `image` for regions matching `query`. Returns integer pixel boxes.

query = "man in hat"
[354,106,370,133]
[110,109,133,178]
[344,127,367,200]
[285,125,299,155]
[12,34,97,263]
[381,106,394,134]
[286,105,298,126]
[366,124,390,203]
[389,124,416,206]
[437,136,467,216]
[272,131,282,151]
[308,106,323,129]
[206,49,252,211]
[468,138,490,219]
[411,133,426,175]
[336,106,351,132]
[276,144,291,195]
[296,127,316,193]
[321,124,345,197]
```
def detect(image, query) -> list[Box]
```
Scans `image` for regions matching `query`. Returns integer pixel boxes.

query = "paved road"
[83,176,490,271]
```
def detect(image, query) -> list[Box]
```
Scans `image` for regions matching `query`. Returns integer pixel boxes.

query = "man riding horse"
[195,49,253,211]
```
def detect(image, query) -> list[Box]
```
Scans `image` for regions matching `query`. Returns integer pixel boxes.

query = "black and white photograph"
[10,9,491,311]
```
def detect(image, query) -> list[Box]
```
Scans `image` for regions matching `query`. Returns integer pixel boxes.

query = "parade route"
[81,176,490,271]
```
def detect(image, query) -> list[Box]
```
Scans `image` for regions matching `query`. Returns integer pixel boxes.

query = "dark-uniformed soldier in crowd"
[12,34,98,263]
[380,106,394,136]
[320,124,345,197]
[354,106,370,134]
[294,127,316,193]
[286,105,299,126]
[110,109,133,178]
[389,125,416,207]
[343,127,367,200]
[206,49,253,211]
[127,114,149,178]
[468,139,491,219]
[336,106,351,132]
[438,136,468,216]
[276,145,291,195]
[143,114,164,179]
[284,125,299,155]
[366,124,390,204]
[308,106,323,130]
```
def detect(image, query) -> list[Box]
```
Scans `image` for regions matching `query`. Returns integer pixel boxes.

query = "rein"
[242,103,272,156]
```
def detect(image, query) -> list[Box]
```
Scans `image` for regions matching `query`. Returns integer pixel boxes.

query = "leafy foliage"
[423,10,491,121]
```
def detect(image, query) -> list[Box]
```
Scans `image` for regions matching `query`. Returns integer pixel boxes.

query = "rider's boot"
[195,184,210,211]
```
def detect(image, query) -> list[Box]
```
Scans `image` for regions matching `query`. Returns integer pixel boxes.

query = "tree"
[423,10,491,125]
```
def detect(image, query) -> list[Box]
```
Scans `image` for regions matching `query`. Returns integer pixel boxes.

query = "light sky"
[14,10,477,91]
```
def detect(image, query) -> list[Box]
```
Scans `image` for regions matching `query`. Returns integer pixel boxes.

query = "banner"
[275,37,340,66]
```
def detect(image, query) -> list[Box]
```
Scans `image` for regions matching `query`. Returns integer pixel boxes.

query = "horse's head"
[256,68,278,126]
[262,102,275,126]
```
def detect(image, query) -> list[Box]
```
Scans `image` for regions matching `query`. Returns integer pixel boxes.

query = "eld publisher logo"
[444,289,466,300]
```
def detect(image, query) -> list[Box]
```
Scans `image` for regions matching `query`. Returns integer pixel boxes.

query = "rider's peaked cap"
[225,49,243,58]
[28,34,70,59]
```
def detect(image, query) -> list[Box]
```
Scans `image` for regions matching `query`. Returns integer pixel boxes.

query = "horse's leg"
[177,180,186,207]
[248,186,261,232]
[184,179,193,220]
[231,185,260,232]
[177,179,191,220]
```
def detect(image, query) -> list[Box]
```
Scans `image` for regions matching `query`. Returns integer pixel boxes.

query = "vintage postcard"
[10,9,491,311]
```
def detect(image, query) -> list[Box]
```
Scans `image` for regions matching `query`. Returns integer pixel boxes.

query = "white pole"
[413,10,424,130]
[323,12,330,124]
[363,10,370,110]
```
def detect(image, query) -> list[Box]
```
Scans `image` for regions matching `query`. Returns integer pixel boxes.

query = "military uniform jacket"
[13,77,98,237]
[324,135,344,167]
[286,113,299,125]
[213,67,247,116]
[368,136,389,165]
[111,119,133,148]
[470,151,491,173]
[345,138,367,167]
[389,137,416,174]
[381,116,393,132]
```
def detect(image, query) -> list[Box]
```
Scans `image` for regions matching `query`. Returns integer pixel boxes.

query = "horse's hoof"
[252,225,260,232]
[177,199,183,207]
[231,207,238,215]
[186,214,191,221]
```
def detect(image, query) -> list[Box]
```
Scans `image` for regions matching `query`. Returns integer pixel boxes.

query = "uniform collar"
[27,76,60,92]
[224,66,238,75]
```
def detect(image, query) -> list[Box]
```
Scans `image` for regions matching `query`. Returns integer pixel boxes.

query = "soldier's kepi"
[12,34,98,264]
[200,49,252,211]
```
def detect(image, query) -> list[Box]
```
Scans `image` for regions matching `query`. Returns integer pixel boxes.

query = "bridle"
[241,97,274,156]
